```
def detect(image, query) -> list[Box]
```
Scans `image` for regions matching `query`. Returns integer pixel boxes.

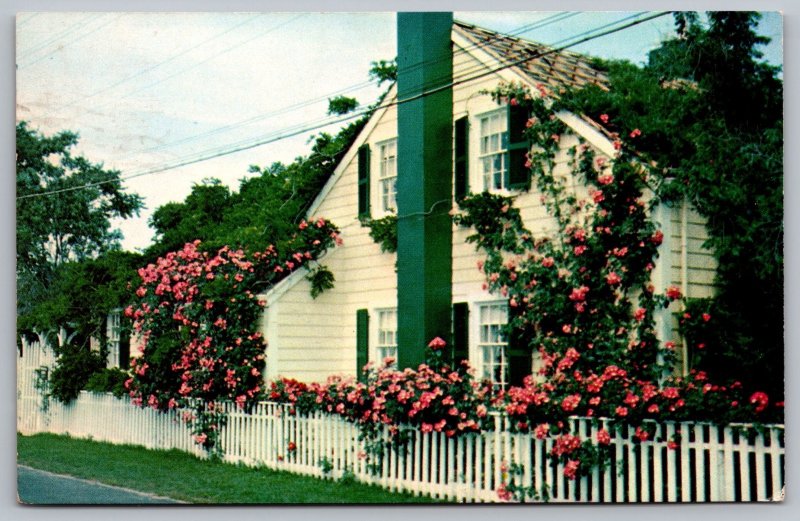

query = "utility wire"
[18,14,125,69]
[54,14,265,111]
[92,12,584,163]
[18,11,671,201]
[93,14,307,110]
[17,13,103,60]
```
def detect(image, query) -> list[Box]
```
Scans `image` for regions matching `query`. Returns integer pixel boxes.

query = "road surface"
[17,465,183,505]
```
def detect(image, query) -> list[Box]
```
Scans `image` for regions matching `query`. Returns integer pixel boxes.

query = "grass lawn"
[17,433,437,504]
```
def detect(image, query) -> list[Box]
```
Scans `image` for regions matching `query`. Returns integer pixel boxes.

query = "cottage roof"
[453,20,609,92]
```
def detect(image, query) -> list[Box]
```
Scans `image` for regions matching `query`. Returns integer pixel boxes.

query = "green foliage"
[327,96,359,116]
[559,12,783,398]
[48,344,107,404]
[18,434,435,503]
[145,117,367,266]
[307,265,336,299]
[368,59,397,86]
[361,214,398,253]
[16,122,143,333]
[85,367,130,397]
[18,250,142,346]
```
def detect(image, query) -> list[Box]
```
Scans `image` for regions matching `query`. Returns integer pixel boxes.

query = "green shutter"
[454,117,469,201]
[120,336,130,369]
[451,302,469,365]
[506,103,531,191]
[358,145,371,217]
[506,305,532,386]
[356,308,369,381]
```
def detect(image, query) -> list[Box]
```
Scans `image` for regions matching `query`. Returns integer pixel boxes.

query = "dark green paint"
[356,308,369,381]
[357,144,371,217]
[454,116,469,200]
[507,103,532,190]
[451,302,469,365]
[396,12,454,370]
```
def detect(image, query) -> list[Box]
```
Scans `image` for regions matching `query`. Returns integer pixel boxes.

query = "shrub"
[48,344,106,404]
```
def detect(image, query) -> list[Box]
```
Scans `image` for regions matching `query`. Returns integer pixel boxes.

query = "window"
[378,139,398,212]
[477,302,509,389]
[106,310,121,368]
[478,110,509,191]
[376,308,398,366]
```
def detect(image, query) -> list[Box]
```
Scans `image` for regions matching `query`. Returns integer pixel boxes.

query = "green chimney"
[396,12,454,369]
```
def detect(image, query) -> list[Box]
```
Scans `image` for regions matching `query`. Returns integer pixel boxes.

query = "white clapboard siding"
[18,342,785,503]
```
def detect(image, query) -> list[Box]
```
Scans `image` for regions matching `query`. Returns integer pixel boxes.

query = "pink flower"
[599,114,609,124]
[749,391,769,413]
[427,337,447,349]
[650,230,664,245]
[561,394,581,412]
[563,460,580,480]
[569,286,589,302]
[496,483,512,501]
[634,308,646,321]
[596,429,611,445]
[702,313,712,322]
[606,272,622,285]
[193,433,208,445]
[534,423,550,439]
[598,173,614,185]
[629,128,642,138]
[615,406,628,417]
[592,190,605,203]
[666,286,682,300]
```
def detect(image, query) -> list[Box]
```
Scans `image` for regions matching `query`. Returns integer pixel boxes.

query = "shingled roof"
[454,20,609,91]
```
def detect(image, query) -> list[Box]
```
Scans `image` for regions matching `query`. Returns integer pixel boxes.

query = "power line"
[82,12,584,163]
[93,14,307,110]
[18,12,671,201]
[54,14,265,111]
[17,13,103,61]
[18,14,125,70]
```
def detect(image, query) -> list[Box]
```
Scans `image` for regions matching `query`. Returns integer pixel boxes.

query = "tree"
[560,12,783,399]
[327,95,359,115]
[16,122,144,327]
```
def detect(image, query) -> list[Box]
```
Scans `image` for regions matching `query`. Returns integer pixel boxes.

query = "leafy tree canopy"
[560,12,783,398]
[16,122,144,335]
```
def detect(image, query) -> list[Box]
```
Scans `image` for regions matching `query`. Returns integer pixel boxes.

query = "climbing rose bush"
[125,218,340,452]
[450,83,780,481]
[269,338,495,441]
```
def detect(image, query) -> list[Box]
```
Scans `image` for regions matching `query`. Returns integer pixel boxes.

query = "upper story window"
[477,301,509,390]
[376,308,398,366]
[478,110,509,191]
[378,139,398,213]
[456,104,532,199]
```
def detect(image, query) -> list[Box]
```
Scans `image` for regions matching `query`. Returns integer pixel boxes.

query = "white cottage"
[260,15,716,386]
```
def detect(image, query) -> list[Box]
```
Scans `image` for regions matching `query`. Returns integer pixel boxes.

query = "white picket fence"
[17,341,785,503]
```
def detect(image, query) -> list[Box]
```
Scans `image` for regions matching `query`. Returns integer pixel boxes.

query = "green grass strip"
[17,433,437,504]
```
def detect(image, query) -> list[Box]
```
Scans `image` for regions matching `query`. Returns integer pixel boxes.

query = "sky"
[15,11,784,252]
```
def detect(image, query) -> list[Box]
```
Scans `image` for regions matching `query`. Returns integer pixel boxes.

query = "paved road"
[17,466,183,505]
